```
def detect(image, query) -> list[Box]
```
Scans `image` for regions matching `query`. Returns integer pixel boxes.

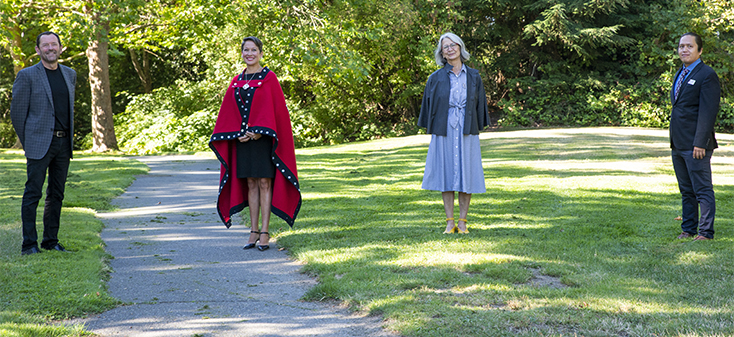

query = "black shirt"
[44,67,70,131]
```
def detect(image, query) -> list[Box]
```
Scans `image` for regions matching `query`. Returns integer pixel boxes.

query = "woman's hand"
[238,131,261,142]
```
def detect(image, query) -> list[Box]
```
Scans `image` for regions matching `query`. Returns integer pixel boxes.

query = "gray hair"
[434,32,471,66]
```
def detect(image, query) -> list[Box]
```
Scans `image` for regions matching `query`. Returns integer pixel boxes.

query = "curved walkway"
[80,155,392,337]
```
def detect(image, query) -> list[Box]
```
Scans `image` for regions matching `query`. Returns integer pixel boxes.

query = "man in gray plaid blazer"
[10,31,76,255]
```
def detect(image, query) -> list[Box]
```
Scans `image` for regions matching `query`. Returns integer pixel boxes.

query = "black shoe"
[257,232,270,251]
[21,246,42,256]
[243,230,260,250]
[43,243,69,252]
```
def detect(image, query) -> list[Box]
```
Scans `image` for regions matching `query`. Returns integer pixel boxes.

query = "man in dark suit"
[669,32,720,241]
[10,31,76,255]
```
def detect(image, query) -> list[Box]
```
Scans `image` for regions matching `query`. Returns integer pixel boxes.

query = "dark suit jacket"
[10,62,76,160]
[669,61,720,151]
[417,64,490,136]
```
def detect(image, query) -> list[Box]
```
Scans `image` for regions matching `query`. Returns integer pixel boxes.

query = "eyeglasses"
[442,43,458,51]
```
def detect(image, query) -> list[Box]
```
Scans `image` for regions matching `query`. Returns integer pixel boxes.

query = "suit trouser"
[21,136,71,251]
[671,148,715,239]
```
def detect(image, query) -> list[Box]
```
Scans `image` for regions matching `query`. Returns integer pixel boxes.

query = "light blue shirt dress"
[421,65,486,194]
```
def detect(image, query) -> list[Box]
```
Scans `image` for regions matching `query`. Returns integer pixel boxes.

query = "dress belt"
[53,130,68,138]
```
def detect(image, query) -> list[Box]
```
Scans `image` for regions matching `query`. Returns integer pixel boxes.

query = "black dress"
[236,135,275,178]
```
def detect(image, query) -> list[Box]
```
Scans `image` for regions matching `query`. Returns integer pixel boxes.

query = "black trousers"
[672,148,715,239]
[21,136,71,251]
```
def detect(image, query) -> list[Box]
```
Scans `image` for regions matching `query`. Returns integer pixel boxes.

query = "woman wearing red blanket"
[210,36,301,251]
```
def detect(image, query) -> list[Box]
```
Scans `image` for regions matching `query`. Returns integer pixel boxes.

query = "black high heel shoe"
[257,232,270,251]
[243,230,260,250]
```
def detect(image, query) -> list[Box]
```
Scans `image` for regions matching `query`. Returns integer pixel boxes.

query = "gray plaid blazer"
[10,62,76,159]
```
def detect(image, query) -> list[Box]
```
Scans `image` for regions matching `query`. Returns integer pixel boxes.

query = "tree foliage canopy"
[1,0,733,151]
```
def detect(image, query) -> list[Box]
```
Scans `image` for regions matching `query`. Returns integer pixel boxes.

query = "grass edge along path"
[272,127,734,337]
[0,150,148,336]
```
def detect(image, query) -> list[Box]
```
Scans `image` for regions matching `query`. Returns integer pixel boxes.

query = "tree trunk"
[86,20,118,152]
[8,23,25,75]
[129,48,153,93]
[12,136,23,149]
[7,22,25,149]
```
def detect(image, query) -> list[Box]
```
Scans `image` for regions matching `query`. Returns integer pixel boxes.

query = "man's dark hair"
[241,36,263,52]
[36,31,61,47]
[682,32,703,52]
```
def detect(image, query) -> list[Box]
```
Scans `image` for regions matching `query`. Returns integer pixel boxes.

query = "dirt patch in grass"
[526,268,567,289]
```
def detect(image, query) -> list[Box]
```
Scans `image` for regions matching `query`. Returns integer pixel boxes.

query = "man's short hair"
[36,31,61,47]
[682,32,703,52]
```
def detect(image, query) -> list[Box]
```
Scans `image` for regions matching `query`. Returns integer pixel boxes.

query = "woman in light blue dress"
[417,32,490,234]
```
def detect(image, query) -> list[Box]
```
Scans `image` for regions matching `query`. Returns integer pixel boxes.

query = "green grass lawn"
[0,150,148,336]
[3,127,734,336]
[271,127,734,337]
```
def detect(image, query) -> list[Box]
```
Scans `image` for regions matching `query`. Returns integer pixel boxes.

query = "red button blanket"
[209,67,301,228]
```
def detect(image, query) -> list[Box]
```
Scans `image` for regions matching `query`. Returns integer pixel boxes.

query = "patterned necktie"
[674,68,689,100]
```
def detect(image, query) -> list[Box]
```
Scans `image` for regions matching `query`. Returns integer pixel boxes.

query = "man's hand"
[693,146,706,159]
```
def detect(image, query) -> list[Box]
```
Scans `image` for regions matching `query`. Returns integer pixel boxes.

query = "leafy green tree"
[117,0,434,150]
[0,0,39,74]
[0,0,48,147]
[688,0,734,130]
[30,0,148,152]
[453,0,669,127]
[112,0,232,93]
[204,0,448,144]
[103,0,734,153]
[113,0,239,153]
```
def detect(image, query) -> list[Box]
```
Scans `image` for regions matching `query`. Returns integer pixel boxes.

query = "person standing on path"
[10,31,76,255]
[670,32,721,241]
[210,36,301,251]
[417,32,490,234]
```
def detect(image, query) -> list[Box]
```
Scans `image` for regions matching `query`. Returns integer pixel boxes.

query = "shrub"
[114,80,219,154]
[498,74,672,129]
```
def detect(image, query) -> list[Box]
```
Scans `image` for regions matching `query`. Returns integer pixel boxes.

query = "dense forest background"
[1,0,733,154]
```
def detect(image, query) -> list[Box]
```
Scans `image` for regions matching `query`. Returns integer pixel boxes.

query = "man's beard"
[41,51,58,64]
